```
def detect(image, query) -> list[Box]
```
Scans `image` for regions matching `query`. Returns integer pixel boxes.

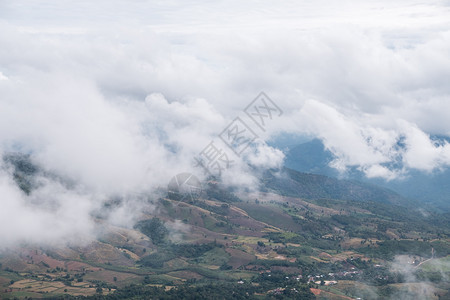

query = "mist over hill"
[261,168,413,207]
[1,0,450,299]
[1,152,450,299]
[284,138,450,211]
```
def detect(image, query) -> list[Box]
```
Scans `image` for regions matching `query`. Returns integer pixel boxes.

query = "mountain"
[1,154,449,299]
[260,167,413,207]
[284,139,450,211]
[283,139,338,178]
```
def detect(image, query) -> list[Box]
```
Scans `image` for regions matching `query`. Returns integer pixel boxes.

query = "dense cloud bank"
[0,0,449,245]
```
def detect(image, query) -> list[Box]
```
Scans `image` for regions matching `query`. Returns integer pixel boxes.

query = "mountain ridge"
[283,139,450,211]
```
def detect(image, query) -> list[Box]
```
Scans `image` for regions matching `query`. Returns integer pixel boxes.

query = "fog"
[0,0,449,246]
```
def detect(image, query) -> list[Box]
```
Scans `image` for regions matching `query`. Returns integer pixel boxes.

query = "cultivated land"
[1,156,449,299]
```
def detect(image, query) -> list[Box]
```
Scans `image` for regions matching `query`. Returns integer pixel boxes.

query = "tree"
[134,218,168,244]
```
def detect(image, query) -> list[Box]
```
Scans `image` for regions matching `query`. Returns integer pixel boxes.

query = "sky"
[0,0,450,246]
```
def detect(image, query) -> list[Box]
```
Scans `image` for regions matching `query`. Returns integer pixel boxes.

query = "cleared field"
[166,270,203,280]
[225,248,255,268]
[418,255,450,272]
[235,203,302,232]
[83,269,142,287]
[312,287,354,300]
[7,279,101,297]
[339,237,381,249]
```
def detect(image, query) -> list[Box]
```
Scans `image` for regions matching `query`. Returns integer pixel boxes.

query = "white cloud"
[399,120,450,172]
[0,167,96,248]
[0,0,449,246]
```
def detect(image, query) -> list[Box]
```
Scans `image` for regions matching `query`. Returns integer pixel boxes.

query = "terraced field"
[1,181,449,299]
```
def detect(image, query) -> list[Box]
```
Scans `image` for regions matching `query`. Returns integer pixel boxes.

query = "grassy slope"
[0,155,449,299]
[2,193,449,299]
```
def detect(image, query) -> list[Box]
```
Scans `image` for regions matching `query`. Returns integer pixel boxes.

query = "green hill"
[261,167,414,207]
[0,154,449,299]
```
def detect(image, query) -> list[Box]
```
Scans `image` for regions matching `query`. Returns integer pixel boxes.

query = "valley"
[1,171,449,299]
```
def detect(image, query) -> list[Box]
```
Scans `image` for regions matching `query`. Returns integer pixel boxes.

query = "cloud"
[289,99,450,178]
[0,165,96,248]
[389,255,446,300]
[0,0,449,246]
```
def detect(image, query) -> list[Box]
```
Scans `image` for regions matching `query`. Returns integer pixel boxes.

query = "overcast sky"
[0,0,450,246]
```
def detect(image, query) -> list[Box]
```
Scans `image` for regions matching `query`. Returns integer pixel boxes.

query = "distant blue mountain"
[283,139,450,211]
[261,167,412,207]
[284,138,338,177]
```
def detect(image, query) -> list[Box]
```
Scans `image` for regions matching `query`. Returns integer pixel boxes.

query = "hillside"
[261,168,413,207]
[284,139,450,211]
[0,155,449,299]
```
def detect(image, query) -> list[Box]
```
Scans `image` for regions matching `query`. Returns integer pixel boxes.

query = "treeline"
[359,240,450,259]
[40,282,314,299]
[139,242,220,269]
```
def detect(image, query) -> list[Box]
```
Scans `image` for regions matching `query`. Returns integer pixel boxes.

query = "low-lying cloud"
[0,0,449,246]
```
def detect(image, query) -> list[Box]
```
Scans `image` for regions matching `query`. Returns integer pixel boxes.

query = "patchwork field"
[1,186,449,299]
